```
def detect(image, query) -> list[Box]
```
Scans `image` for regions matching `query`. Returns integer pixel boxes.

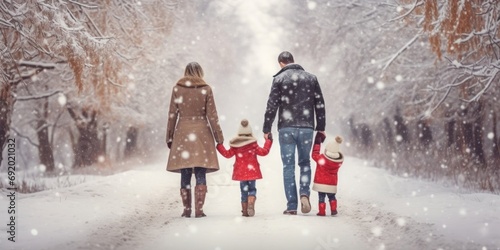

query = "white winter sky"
[204,0,333,139]
[231,0,284,77]
[213,0,286,137]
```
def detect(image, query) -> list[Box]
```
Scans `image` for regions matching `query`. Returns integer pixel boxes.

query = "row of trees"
[276,0,499,192]
[1,0,252,175]
[0,0,170,171]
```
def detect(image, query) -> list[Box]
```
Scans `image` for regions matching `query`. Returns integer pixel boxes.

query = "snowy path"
[1,148,499,250]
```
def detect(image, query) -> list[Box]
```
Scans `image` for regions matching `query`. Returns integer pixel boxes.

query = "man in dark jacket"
[263,51,326,215]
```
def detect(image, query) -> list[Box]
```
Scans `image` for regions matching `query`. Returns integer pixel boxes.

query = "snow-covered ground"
[1,146,499,250]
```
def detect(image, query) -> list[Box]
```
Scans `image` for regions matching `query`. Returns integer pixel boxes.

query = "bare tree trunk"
[472,102,485,165]
[348,116,358,138]
[382,117,394,148]
[462,122,474,152]
[35,98,55,172]
[67,107,102,167]
[359,123,373,149]
[394,108,410,144]
[418,119,433,147]
[446,119,455,147]
[124,126,138,157]
[0,84,14,166]
[493,112,500,159]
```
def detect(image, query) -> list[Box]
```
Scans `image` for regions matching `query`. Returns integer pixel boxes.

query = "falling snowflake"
[98,155,105,163]
[396,218,406,226]
[307,1,317,10]
[31,229,38,236]
[301,175,309,183]
[395,75,403,82]
[174,96,183,104]
[487,132,494,140]
[282,110,292,120]
[376,81,385,90]
[181,151,190,159]
[367,76,375,83]
[39,164,46,172]
[459,208,467,216]
[188,133,197,141]
[371,226,383,237]
[57,94,67,106]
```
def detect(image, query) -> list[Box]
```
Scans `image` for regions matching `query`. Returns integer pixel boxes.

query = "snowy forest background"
[1,0,500,193]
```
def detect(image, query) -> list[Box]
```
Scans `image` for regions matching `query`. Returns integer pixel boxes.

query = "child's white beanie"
[238,119,253,136]
[324,136,343,161]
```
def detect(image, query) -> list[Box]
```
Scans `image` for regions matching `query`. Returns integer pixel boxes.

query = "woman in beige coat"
[166,62,224,218]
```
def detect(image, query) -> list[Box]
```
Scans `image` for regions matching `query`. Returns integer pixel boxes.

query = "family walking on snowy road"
[165,51,344,218]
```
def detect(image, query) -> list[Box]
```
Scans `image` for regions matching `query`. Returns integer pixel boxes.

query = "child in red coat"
[217,119,273,217]
[312,133,344,216]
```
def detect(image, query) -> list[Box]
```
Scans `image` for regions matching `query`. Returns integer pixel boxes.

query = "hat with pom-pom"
[238,119,253,136]
[324,136,343,162]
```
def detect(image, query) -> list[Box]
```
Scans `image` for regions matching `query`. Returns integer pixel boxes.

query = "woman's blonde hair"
[184,62,204,78]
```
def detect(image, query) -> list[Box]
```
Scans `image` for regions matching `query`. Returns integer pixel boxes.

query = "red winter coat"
[217,137,272,181]
[312,143,343,194]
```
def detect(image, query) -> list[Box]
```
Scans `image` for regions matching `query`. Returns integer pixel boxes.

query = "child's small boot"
[330,200,338,216]
[241,202,249,217]
[247,195,256,217]
[317,202,326,216]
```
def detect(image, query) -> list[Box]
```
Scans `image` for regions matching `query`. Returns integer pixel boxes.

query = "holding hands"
[314,131,326,144]
[264,133,273,141]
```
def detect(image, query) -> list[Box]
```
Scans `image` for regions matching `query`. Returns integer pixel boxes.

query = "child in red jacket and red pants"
[217,119,273,217]
[312,132,344,216]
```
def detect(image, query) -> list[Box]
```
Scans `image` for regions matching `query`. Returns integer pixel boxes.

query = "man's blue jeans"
[240,180,257,202]
[279,127,314,211]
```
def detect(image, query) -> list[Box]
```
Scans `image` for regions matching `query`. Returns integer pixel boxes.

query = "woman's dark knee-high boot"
[180,188,191,218]
[195,185,207,218]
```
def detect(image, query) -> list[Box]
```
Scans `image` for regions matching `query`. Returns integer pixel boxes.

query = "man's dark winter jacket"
[263,64,326,133]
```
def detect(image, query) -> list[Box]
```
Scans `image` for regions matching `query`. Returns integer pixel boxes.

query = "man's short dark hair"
[278,51,294,64]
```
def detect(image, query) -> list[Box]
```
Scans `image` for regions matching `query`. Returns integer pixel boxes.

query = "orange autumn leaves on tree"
[402,0,489,61]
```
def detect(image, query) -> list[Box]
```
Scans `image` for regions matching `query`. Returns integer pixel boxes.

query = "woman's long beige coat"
[166,76,224,173]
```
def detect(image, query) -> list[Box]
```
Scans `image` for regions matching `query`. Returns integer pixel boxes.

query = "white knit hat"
[238,119,253,136]
[324,136,343,162]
